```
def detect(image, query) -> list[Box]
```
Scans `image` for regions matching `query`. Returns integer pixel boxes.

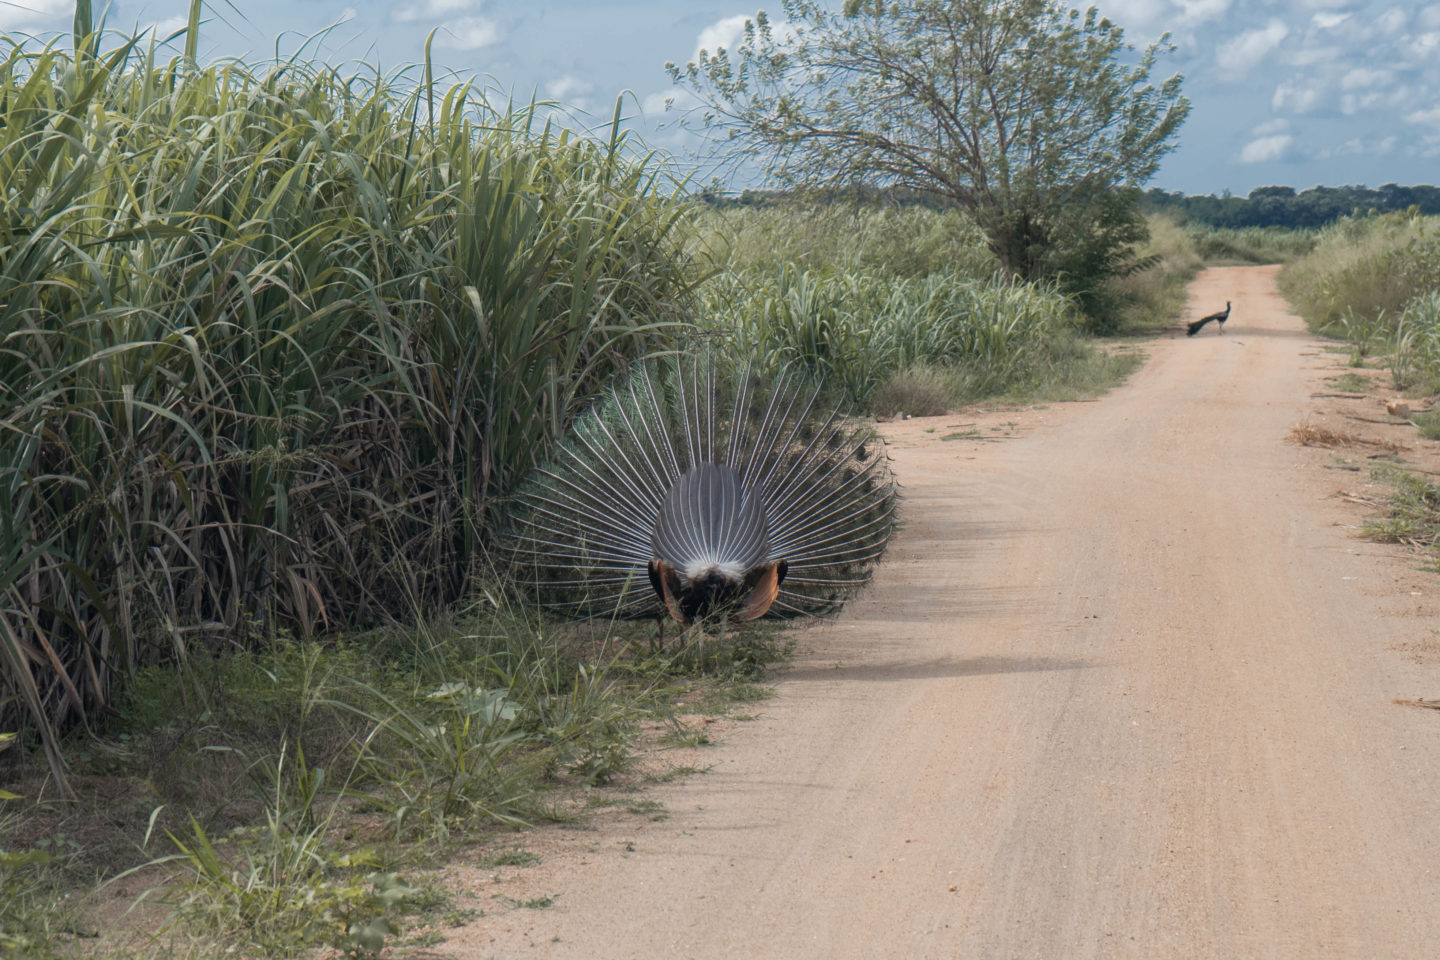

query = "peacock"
[1187,301,1231,336]
[502,355,898,626]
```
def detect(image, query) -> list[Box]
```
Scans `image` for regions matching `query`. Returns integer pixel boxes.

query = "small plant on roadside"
[148,736,419,959]
[644,764,713,784]
[872,365,955,417]
[0,844,71,960]
[476,848,541,869]
[1330,372,1373,393]
[1413,411,1440,442]
[162,815,418,958]
[1391,291,1440,394]
[659,717,715,748]
[1365,468,1440,564]
[1338,308,1387,366]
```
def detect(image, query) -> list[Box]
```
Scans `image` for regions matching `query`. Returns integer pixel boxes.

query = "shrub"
[0,35,698,785]
[1279,212,1440,334]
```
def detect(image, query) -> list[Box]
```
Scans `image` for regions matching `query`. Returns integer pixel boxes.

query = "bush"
[1391,291,1440,395]
[0,36,699,777]
[692,202,1000,279]
[700,265,1079,409]
[1185,224,1318,263]
[1279,212,1440,334]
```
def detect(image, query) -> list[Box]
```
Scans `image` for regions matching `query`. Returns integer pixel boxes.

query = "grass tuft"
[1365,468,1440,565]
[1288,421,1362,448]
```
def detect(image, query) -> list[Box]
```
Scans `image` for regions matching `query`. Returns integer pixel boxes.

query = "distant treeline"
[1140,184,1440,230]
[698,183,959,210]
[701,182,1440,232]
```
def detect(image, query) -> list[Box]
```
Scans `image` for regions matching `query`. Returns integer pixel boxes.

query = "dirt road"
[448,266,1440,958]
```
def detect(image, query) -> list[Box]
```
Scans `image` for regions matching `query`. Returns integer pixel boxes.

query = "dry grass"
[1393,697,1440,711]
[1287,419,1410,453]
[1288,420,1363,448]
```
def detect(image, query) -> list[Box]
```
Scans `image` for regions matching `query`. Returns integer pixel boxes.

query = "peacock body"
[503,356,897,624]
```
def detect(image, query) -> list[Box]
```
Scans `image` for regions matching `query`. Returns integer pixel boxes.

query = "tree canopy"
[1142,183,1440,230]
[667,0,1190,298]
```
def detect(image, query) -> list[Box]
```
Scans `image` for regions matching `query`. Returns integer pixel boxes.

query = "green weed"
[158,816,418,958]
[644,764,713,783]
[0,841,75,959]
[1365,468,1440,567]
[1330,372,1374,393]
[476,849,541,869]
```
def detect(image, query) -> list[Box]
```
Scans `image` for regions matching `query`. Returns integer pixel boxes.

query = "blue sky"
[2,0,1438,195]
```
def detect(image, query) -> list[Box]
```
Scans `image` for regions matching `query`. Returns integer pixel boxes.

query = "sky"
[2,0,1438,196]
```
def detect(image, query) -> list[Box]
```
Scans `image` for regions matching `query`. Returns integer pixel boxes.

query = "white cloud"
[543,76,597,118]
[546,75,591,101]
[1272,79,1322,113]
[147,16,188,38]
[694,14,750,62]
[1373,8,1407,34]
[394,0,474,22]
[1218,19,1288,75]
[1239,134,1294,163]
[0,0,69,30]
[1403,32,1440,60]
[1092,0,1165,31]
[1253,118,1290,136]
[1422,5,1440,30]
[1340,91,1382,115]
[1341,68,1392,90]
[435,16,501,49]
[1176,0,1231,24]
[1406,106,1440,130]
[1283,45,1342,67]
[1311,12,1350,30]
[391,1,501,49]
[391,1,504,49]
[1318,137,1396,159]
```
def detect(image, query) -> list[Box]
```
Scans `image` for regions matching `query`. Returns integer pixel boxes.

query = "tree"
[667,0,1190,296]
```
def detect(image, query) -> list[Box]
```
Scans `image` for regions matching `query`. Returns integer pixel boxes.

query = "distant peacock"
[502,355,898,625]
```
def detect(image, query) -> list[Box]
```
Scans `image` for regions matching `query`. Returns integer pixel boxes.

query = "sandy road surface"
[446,266,1440,959]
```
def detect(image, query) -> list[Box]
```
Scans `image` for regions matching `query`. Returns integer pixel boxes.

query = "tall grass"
[1184,223,1317,264]
[1279,211,1440,334]
[1390,291,1440,395]
[700,266,1077,408]
[692,203,1001,279]
[1278,212,1440,395]
[686,203,1101,410]
[0,33,699,788]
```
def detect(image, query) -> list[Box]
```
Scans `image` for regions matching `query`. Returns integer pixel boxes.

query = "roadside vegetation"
[0,20,735,959]
[0,0,1296,954]
[2,609,790,958]
[1279,211,1440,344]
[1280,210,1440,571]
[1364,467,1440,570]
[691,203,1147,416]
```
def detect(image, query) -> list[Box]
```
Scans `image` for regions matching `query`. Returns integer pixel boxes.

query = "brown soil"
[438,266,1440,959]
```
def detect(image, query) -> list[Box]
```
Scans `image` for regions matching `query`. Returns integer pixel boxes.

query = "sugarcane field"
[5,3,1440,958]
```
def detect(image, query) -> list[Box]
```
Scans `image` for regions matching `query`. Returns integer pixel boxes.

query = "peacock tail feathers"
[501,354,898,621]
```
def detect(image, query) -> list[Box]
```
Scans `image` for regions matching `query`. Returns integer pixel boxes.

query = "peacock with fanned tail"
[502,356,898,625]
